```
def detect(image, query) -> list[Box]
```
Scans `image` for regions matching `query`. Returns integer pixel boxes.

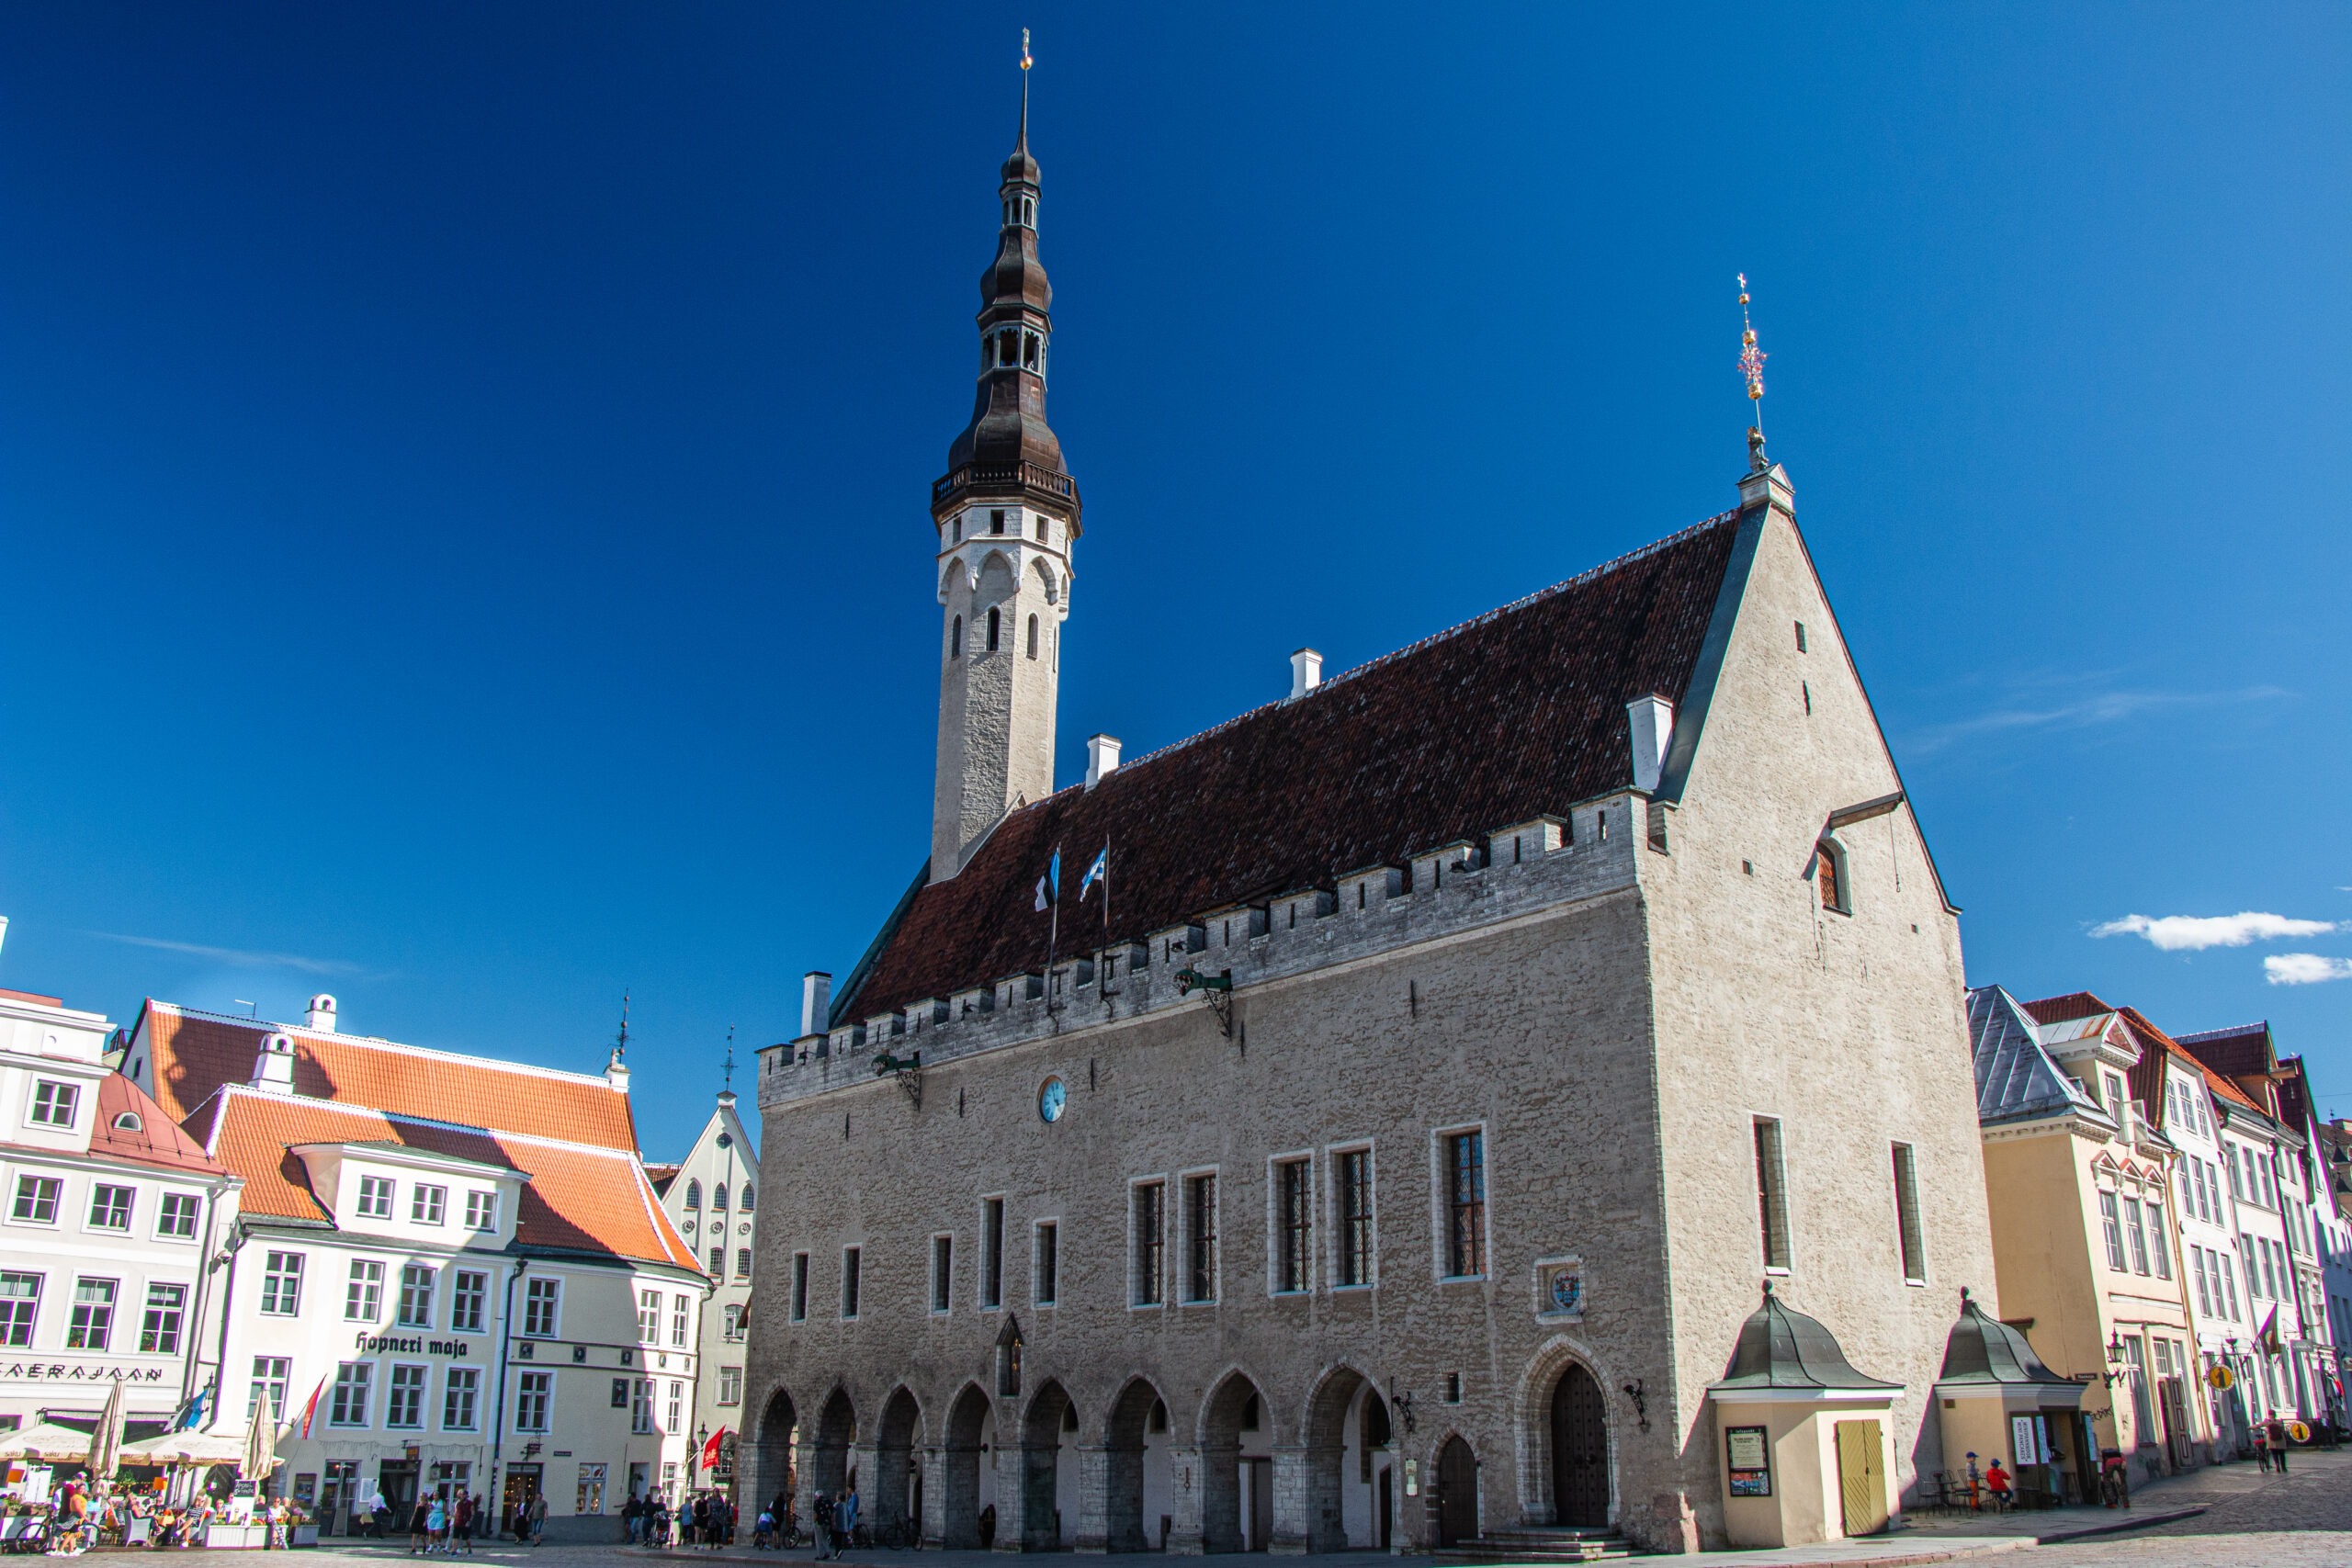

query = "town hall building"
[742,74,1999,1555]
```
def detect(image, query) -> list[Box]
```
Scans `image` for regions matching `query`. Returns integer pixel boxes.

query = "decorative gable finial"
[1738,273,1768,471]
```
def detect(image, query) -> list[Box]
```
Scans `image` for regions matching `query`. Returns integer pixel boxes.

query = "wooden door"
[1833,1421,1886,1538]
[2158,1380,2190,1472]
[1550,1364,1610,1528]
[1244,1458,1272,1551]
[1435,1437,1477,1546]
[1377,1468,1392,1551]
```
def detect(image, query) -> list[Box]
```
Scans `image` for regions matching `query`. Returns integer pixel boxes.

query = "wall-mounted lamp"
[1622,1379,1648,1432]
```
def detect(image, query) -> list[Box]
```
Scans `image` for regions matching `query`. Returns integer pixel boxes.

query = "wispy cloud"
[1907,682,2289,755]
[2091,911,2335,953]
[88,931,365,977]
[2266,953,2352,986]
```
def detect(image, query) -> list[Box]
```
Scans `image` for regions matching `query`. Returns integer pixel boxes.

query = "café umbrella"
[240,1410,277,1484]
[0,1422,102,1462]
[86,1382,127,1480]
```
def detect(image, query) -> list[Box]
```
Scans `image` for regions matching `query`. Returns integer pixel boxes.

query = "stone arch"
[875,1386,924,1541]
[745,1386,798,1521]
[1101,1376,1167,1552]
[1029,557,1060,604]
[936,1383,991,1550]
[810,1385,857,1500]
[1513,1336,1623,1532]
[1425,1429,1479,1548]
[977,550,1016,603]
[1196,1368,1272,1553]
[942,557,975,601]
[1018,1379,1076,1550]
[1299,1362,1388,1552]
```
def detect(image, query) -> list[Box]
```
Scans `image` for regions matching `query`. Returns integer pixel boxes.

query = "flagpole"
[1046,845,1060,1015]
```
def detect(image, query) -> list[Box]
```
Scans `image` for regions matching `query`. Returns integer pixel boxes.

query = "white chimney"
[305,994,338,1033]
[1627,694,1675,793]
[605,1051,631,1093]
[800,971,832,1039]
[1085,734,1122,791]
[1289,648,1323,700]
[252,1032,297,1096]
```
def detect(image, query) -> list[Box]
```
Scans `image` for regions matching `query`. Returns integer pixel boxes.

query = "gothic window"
[740,1184,752,1212]
[951,615,962,660]
[1816,840,1848,913]
[1027,615,1039,659]
[713,1184,728,1211]
[987,608,1001,651]
[1023,333,1040,369]
[1021,196,1034,226]
[684,1180,701,1210]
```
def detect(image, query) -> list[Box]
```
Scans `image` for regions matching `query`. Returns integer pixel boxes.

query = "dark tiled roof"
[842,513,1742,1021]
[1712,1285,1900,1393]
[1938,1290,2078,1390]
[2174,1021,2276,1079]
[2020,991,2107,1027]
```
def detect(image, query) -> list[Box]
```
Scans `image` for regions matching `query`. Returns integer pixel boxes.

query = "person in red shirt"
[1984,1458,2011,1506]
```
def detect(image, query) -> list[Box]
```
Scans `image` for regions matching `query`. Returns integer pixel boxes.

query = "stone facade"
[744,468,1999,1553]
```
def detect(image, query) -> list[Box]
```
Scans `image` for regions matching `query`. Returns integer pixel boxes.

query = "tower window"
[1023,333,1040,369]
[990,509,1006,535]
[952,517,963,544]
[1816,840,1849,914]
[1026,615,1039,658]
[987,608,1001,652]
[950,615,962,660]
[1022,196,1034,226]
[1035,514,1046,542]
[998,333,1016,368]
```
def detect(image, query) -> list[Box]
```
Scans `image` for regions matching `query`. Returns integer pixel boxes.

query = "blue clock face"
[1039,1077,1067,1122]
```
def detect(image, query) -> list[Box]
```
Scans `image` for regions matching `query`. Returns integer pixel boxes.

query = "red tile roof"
[2024,992,2267,1122]
[0,988,65,1008]
[89,1072,232,1177]
[201,1089,695,1269]
[842,513,1743,1021]
[134,1003,639,1153]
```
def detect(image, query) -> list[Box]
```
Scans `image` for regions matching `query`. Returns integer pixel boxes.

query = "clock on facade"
[1038,1077,1067,1122]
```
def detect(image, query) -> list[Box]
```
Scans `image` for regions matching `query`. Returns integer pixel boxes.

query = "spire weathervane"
[1738,273,1769,471]
[723,1026,736,1092]
[1021,28,1032,71]
[612,990,629,1067]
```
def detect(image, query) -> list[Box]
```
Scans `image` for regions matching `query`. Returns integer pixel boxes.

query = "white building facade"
[648,1088,759,1496]
[125,997,703,1540]
[0,979,240,1440]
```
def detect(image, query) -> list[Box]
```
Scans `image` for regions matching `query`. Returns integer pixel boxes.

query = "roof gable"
[1968,987,2110,1128]
[842,513,1744,1021]
[89,1072,231,1178]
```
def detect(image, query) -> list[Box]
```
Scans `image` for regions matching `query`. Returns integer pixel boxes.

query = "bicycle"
[876,1517,920,1551]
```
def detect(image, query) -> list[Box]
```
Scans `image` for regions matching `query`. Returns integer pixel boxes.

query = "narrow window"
[1035,1221,1058,1305]
[1186,1174,1218,1303]
[1277,1159,1313,1292]
[983,1198,1005,1308]
[933,1235,954,1313]
[950,615,962,660]
[714,1183,729,1211]
[2099,1191,2127,1270]
[1023,333,1039,369]
[397,1264,435,1328]
[990,508,1007,535]
[741,1184,753,1212]
[1027,614,1039,659]
[1445,1132,1487,1278]
[2146,1197,2171,1279]
[952,516,963,545]
[842,1247,861,1318]
[248,1355,289,1420]
[987,607,1001,651]
[1035,515,1047,542]
[522,1276,560,1336]
[684,1179,701,1209]
[1816,840,1846,913]
[710,1246,724,1275]
[672,1292,690,1347]
[1891,1144,1926,1282]
[738,1247,752,1280]
[260,1253,303,1315]
[1794,621,1807,652]
[515,1371,551,1432]
[636,1289,661,1342]
[1755,1118,1792,1270]
[791,1253,808,1322]
[1803,681,1812,714]
[1133,1183,1165,1305]
[1338,1150,1374,1287]
[718,1367,742,1406]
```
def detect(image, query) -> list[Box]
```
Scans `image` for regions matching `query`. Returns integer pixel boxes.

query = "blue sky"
[2,4,2347,1156]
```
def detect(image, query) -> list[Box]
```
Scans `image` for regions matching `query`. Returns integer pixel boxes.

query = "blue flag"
[1079,846,1107,900]
[1035,848,1060,911]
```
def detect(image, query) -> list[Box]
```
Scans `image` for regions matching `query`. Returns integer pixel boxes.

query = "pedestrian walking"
[2265,1414,2291,1474]
[455,1489,475,1555]
[812,1492,832,1562]
[2255,1419,2273,1472]
[528,1492,548,1546]
[835,1488,858,1557]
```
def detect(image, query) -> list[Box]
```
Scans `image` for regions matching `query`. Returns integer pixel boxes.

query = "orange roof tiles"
[204,1089,695,1269]
[136,1003,639,1153]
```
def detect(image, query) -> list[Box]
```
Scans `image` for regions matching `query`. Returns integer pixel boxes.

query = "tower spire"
[1738,273,1769,472]
[927,29,1081,882]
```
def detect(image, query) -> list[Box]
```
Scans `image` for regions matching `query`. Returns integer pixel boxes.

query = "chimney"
[800,972,833,1039]
[1085,734,1122,791]
[1289,649,1323,700]
[1626,694,1675,793]
[251,1032,296,1096]
[305,994,338,1033]
[605,1049,631,1094]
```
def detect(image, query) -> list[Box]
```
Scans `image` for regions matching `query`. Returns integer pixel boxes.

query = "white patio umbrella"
[86,1383,126,1480]
[0,1422,99,1462]
[239,1412,276,1485]
[118,1428,251,1466]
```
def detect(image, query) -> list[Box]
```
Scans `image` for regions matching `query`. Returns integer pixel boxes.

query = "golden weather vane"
[1022,28,1033,71]
[1738,273,1770,470]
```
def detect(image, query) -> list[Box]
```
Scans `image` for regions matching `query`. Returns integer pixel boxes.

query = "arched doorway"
[1302,1365,1385,1552]
[1019,1381,1075,1551]
[876,1387,922,1542]
[939,1384,990,1549]
[1197,1371,1270,1553]
[1102,1378,1163,1552]
[1434,1437,1477,1547]
[1550,1365,1609,1528]
[811,1388,856,1501]
[748,1390,797,1520]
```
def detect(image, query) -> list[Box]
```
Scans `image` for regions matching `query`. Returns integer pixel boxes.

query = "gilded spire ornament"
[1738,273,1769,471]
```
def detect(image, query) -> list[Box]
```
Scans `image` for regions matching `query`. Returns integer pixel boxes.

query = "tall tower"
[929,73,1081,881]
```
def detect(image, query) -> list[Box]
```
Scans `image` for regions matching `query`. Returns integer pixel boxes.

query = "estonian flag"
[1035,848,1060,912]
[1079,846,1108,901]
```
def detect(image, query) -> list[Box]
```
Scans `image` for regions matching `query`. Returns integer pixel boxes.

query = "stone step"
[1431,1528,1640,1563]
